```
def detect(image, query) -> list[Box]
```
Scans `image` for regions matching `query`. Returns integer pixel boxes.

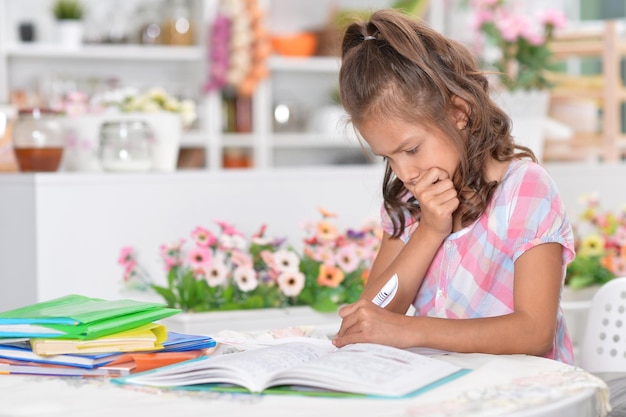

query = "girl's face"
[357,116,461,187]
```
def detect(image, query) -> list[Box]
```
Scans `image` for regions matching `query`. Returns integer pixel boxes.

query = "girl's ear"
[451,95,470,130]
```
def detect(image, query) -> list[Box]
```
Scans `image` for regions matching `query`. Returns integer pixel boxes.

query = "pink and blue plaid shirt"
[381,159,576,364]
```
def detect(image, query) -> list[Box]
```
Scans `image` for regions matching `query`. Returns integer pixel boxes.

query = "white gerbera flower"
[272,249,300,273]
[205,259,229,287]
[233,266,258,292]
[277,271,305,297]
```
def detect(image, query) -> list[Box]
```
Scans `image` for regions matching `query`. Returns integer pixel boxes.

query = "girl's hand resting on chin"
[406,167,459,238]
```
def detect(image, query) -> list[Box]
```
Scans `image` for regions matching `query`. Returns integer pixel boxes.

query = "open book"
[113,341,468,398]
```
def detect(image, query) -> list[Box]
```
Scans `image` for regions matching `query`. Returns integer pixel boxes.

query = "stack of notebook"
[0,294,216,377]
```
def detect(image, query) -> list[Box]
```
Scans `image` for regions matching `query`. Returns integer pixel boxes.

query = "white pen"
[372,273,398,307]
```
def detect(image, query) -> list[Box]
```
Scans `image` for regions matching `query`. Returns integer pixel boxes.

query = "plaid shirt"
[381,159,576,364]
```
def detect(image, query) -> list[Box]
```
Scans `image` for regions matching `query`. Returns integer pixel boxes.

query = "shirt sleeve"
[380,196,419,243]
[505,163,576,266]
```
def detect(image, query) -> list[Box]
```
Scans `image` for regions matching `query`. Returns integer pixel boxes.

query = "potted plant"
[52,0,84,47]
[117,210,382,334]
[468,0,568,161]
[565,195,624,295]
[120,210,381,312]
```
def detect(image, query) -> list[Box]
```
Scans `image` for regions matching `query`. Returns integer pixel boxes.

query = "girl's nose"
[392,162,419,186]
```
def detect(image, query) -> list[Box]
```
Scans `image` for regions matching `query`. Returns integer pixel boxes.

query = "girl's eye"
[406,146,418,155]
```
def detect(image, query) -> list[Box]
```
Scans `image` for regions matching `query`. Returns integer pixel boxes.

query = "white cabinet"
[0,166,384,310]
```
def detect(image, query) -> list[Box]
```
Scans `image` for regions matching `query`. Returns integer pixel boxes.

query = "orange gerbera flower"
[361,268,370,286]
[317,264,345,288]
[317,220,338,241]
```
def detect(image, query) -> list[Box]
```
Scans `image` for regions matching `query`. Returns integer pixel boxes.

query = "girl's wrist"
[410,223,449,248]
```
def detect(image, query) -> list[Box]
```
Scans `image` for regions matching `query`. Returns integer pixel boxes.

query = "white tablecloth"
[0,351,610,417]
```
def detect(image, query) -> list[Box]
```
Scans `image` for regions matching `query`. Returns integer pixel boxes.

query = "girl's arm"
[359,225,447,314]
[362,167,457,314]
[334,242,563,357]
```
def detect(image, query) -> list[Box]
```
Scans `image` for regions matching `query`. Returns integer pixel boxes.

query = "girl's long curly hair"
[339,9,535,238]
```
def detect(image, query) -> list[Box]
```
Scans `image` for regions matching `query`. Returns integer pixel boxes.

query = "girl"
[332,9,575,364]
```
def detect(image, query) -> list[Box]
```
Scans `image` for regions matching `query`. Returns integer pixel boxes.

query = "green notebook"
[0,294,180,339]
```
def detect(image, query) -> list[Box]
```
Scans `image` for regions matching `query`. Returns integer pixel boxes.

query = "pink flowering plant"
[119,221,305,312]
[297,208,381,312]
[469,0,567,91]
[119,211,382,313]
[566,195,626,289]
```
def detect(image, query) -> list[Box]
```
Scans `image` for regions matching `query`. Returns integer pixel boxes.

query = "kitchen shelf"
[268,56,341,73]
[0,0,387,171]
[271,133,360,148]
[4,43,204,61]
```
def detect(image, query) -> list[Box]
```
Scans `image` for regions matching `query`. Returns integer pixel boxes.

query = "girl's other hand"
[332,299,412,348]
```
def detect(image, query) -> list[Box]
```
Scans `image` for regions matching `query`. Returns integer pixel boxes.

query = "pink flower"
[611,257,626,276]
[187,247,213,269]
[471,9,494,31]
[160,239,185,271]
[252,224,267,239]
[614,226,626,247]
[336,245,360,273]
[163,256,181,271]
[523,32,545,46]
[123,260,137,282]
[309,245,334,264]
[215,220,243,236]
[118,246,136,267]
[231,250,254,269]
[260,249,276,270]
[541,9,567,30]
[496,13,529,42]
[191,226,217,247]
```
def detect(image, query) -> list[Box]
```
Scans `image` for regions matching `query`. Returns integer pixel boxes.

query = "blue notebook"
[0,342,123,369]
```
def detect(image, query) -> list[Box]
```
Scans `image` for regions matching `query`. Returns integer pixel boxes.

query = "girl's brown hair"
[339,9,535,237]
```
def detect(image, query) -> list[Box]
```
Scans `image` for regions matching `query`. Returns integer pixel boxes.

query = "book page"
[270,343,461,397]
[124,340,336,392]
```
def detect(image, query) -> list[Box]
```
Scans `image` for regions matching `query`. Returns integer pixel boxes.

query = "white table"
[0,349,610,417]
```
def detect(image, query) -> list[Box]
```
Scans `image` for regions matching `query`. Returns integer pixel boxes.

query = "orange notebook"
[108,350,210,373]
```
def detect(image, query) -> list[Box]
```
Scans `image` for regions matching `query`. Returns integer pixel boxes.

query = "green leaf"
[312,297,340,312]
[150,285,177,308]
[566,255,615,289]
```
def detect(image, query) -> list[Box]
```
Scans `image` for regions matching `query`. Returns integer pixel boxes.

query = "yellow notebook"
[30,323,168,355]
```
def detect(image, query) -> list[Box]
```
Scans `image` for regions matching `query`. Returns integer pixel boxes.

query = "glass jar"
[99,120,153,172]
[12,108,64,172]
[138,6,163,45]
[161,0,194,46]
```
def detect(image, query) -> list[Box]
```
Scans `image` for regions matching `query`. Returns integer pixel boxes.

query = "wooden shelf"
[548,20,626,162]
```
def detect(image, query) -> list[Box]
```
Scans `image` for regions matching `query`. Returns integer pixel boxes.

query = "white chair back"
[580,277,626,373]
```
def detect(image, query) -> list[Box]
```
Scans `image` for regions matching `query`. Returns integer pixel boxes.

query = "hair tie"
[363,35,377,41]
